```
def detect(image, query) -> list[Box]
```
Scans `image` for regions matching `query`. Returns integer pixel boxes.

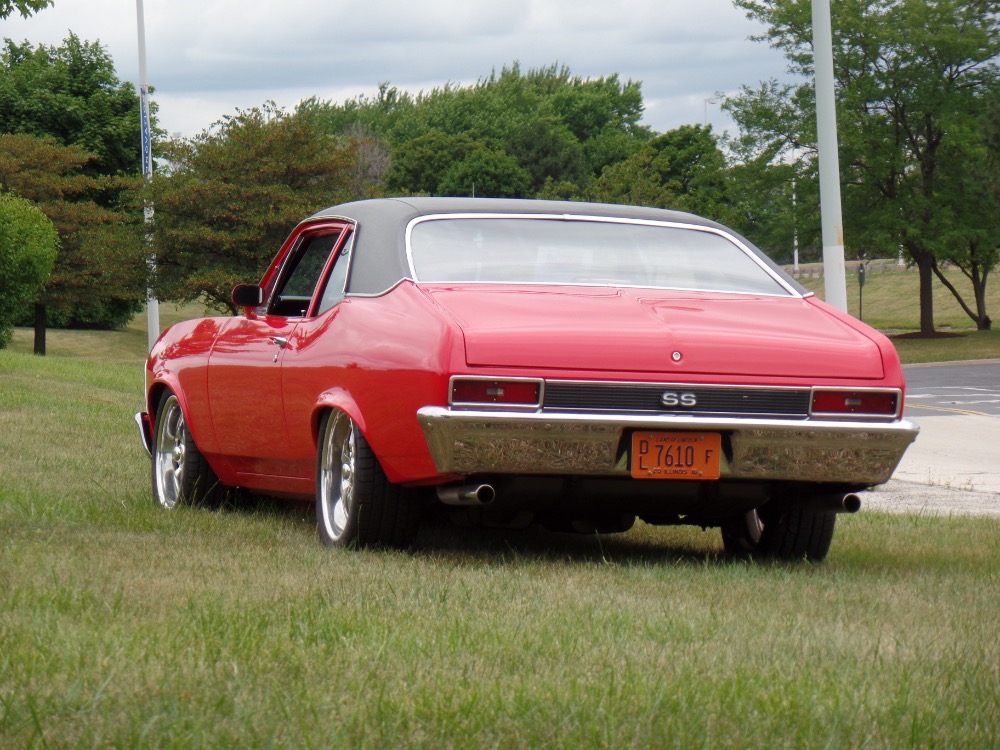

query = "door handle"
[270,336,289,363]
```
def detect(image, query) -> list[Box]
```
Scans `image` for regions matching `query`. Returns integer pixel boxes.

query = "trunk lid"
[423,286,884,379]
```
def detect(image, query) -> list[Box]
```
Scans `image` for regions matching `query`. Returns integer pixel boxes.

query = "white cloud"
[1,0,794,138]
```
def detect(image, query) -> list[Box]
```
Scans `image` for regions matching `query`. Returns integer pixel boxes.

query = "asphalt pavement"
[862,360,1000,517]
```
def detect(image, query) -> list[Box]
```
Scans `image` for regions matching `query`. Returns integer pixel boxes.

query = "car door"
[206,223,350,487]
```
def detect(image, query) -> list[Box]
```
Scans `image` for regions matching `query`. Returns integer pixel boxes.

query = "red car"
[136,197,918,560]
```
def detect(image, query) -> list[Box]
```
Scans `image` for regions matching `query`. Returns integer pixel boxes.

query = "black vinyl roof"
[305,197,804,296]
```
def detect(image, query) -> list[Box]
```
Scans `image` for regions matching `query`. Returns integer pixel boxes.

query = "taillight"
[451,378,542,409]
[810,389,900,418]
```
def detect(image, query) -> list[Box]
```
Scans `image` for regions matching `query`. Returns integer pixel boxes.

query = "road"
[862,360,1000,517]
[903,360,1000,417]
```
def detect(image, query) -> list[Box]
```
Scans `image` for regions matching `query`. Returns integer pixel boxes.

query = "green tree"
[722,79,822,264]
[0,192,57,348]
[924,95,1000,329]
[437,146,532,198]
[727,0,1000,334]
[0,0,51,18]
[146,104,357,311]
[0,35,150,329]
[0,35,147,179]
[310,63,652,198]
[588,125,735,221]
[0,134,146,350]
[385,130,481,195]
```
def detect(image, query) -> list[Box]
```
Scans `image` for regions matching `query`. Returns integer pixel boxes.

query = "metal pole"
[136,0,159,350]
[811,0,848,312]
[792,172,799,274]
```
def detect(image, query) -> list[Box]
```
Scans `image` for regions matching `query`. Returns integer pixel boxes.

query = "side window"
[315,232,354,315]
[268,232,341,317]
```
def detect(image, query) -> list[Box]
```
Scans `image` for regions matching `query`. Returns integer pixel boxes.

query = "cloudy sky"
[3,0,795,139]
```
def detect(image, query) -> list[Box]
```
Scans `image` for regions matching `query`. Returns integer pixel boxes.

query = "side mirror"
[232,284,264,310]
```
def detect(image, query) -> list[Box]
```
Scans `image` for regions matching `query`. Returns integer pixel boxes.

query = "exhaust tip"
[475,484,496,505]
[842,493,862,514]
[437,483,496,506]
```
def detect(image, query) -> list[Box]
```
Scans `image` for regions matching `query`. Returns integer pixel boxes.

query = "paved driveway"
[863,360,1000,517]
[903,360,1000,417]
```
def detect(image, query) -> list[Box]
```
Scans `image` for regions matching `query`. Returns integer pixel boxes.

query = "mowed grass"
[1,351,999,748]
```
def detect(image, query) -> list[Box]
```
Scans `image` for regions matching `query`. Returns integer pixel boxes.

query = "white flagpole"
[812,0,848,312]
[136,0,159,349]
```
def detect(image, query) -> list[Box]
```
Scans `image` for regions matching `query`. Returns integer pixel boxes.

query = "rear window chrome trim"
[404,213,803,298]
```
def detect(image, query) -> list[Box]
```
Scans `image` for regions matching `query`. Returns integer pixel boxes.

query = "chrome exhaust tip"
[436,483,496,506]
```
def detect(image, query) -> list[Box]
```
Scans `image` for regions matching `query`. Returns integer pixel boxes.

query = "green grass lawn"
[1,349,998,748]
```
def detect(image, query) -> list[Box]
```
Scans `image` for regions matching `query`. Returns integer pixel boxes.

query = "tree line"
[0,0,996,350]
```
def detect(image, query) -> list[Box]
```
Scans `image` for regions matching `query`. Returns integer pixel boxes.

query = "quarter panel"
[279,282,462,484]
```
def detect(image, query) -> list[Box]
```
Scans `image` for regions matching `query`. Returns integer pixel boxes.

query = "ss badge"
[661,391,697,408]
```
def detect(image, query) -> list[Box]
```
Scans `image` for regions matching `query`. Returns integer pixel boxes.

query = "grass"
[2,351,999,748]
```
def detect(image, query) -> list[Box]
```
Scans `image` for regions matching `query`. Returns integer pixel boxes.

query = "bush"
[0,193,57,347]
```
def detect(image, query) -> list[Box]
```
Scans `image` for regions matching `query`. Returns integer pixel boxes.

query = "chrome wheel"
[315,409,421,549]
[318,411,357,545]
[151,390,218,509]
[153,394,188,509]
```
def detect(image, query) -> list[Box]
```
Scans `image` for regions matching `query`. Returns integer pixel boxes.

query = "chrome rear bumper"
[416,407,919,485]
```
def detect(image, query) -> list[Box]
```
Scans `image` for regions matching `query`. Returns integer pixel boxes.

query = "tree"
[385,130,481,195]
[310,63,652,199]
[0,0,51,18]
[587,125,736,221]
[436,146,532,198]
[925,95,1000,330]
[0,134,146,351]
[723,80,822,264]
[0,192,57,348]
[146,104,357,312]
[0,35,151,329]
[727,0,1000,334]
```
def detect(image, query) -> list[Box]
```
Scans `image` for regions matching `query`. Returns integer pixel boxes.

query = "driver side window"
[268,231,342,317]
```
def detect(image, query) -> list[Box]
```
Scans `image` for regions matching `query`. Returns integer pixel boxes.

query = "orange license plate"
[631,431,722,480]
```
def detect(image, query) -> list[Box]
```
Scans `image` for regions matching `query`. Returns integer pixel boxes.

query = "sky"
[2,0,796,140]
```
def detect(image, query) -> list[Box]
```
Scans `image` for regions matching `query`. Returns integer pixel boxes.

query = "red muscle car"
[136,197,918,560]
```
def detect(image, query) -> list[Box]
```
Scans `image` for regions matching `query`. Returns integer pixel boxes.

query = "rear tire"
[722,502,837,562]
[152,391,221,509]
[316,410,420,549]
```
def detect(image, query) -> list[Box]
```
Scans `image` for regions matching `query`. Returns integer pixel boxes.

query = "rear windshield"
[407,216,793,296]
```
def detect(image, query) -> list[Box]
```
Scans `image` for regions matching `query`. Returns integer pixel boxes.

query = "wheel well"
[148,383,170,429]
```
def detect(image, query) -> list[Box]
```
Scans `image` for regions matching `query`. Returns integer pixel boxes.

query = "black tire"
[151,390,221,509]
[722,502,837,562]
[315,410,420,549]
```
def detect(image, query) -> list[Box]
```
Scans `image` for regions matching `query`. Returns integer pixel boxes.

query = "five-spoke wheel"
[316,409,420,548]
[152,391,218,509]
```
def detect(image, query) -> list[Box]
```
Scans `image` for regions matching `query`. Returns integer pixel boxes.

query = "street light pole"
[811,0,848,312]
[136,0,159,350]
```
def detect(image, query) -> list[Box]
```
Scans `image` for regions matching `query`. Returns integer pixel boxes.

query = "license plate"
[631,431,722,480]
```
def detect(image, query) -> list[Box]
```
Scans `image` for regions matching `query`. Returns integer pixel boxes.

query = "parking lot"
[864,360,1000,516]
